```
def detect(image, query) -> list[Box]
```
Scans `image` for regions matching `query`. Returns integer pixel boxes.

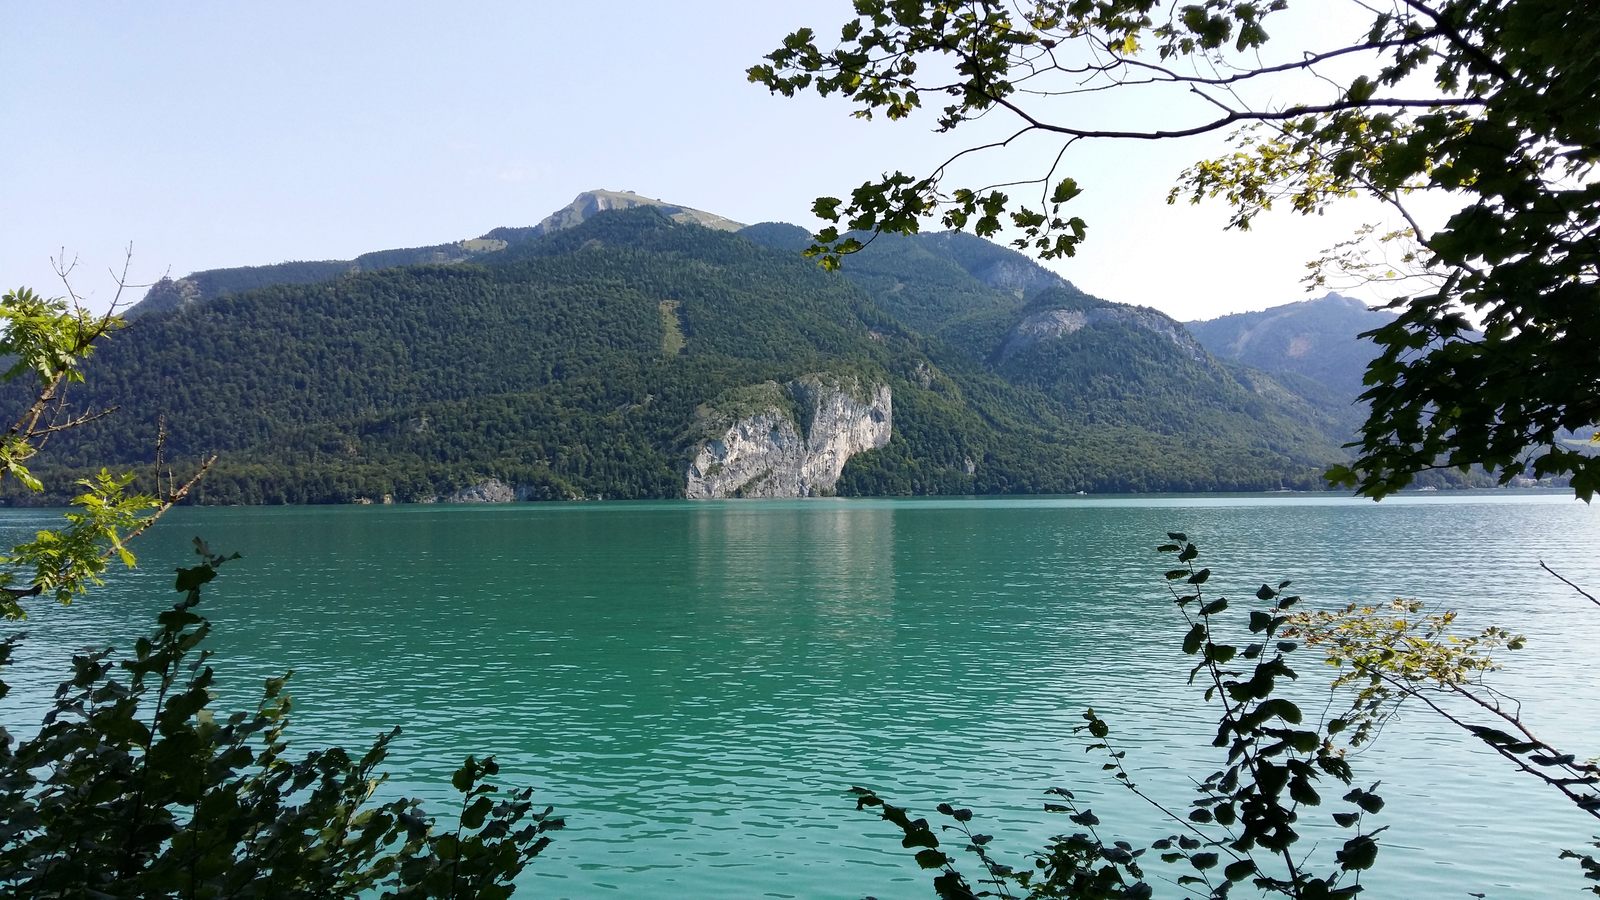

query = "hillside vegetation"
[8,196,1373,503]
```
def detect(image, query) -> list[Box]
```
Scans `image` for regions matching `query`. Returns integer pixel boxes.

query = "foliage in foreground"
[0,287,212,620]
[858,535,1600,897]
[0,538,560,898]
[1289,568,1600,892]
[753,0,1600,499]
[0,283,557,896]
[855,537,1386,899]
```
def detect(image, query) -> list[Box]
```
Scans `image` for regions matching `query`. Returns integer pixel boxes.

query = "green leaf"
[1050,177,1082,204]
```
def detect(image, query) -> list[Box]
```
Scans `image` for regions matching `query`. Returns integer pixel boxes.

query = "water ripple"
[0,494,1594,898]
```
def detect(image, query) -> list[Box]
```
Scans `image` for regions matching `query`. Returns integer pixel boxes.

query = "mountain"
[763,231,1346,457]
[1185,292,1394,402]
[127,190,740,319]
[12,198,1365,504]
[738,226,1067,337]
[128,239,509,319]
[487,188,743,242]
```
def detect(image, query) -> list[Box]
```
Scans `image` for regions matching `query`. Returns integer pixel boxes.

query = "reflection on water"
[0,493,1597,899]
[691,501,897,638]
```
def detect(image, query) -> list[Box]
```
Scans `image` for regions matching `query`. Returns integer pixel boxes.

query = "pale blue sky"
[3,2,1438,320]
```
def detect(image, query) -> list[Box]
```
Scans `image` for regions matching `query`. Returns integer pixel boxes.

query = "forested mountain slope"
[128,190,737,319]
[12,204,1361,503]
[1186,292,1394,402]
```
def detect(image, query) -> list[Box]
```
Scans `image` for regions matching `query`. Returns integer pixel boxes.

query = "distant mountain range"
[1186,292,1394,401]
[9,190,1461,504]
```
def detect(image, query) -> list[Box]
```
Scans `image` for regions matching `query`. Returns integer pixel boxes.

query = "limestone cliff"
[523,190,744,237]
[438,479,521,503]
[685,375,891,499]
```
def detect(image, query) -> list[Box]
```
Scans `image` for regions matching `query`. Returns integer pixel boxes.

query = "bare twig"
[1540,560,1600,610]
[102,455,218,563]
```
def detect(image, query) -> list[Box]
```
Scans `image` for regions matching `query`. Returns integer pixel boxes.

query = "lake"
[3,492,1597,898]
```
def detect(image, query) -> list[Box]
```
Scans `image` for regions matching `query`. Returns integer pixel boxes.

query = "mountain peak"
[1314,291,1369,309]
[529,190,744,237]
[1185,291,1399,402]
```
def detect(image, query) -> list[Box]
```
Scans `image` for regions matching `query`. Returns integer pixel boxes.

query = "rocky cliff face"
[685,375,892,499]
[133,277,207,318]
[437,479,522,503]
[523,190,745,238]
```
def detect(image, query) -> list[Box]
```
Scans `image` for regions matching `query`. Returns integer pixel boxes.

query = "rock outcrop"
[439,479,521,503]
[522,189,744,238]
[997,303,1206,364]
[685,375,892,499]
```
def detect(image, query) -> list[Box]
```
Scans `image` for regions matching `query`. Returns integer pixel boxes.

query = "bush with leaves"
[853,536,1386,899]
[0,282,559,896]
[0,286,213,617]
[1287,563,1600,892]
[0,538,560,898]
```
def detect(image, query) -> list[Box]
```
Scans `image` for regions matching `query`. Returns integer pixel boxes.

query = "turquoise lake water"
[2,492,1597,897]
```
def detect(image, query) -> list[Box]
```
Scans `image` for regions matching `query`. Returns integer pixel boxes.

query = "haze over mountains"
[1187,292,1397,402]
[13,191,1412,504]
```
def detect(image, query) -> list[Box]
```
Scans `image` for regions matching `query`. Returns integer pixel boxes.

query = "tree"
[0,282,559,896]
[750,0,1600,499]
[0,283,208,617]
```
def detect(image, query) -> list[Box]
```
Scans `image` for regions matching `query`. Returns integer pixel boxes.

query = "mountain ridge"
[16,195,1462,503]
[1184,291,1393,402]
[127,190,741,318]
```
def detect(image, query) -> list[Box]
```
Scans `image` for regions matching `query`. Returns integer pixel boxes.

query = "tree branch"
[1540,560,1600,610]
[1109,31,1443,88]
[986,92,1481,142]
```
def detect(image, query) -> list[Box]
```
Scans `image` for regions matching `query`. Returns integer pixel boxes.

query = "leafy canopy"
[0,538,561,898]
[751,0,1600,499]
